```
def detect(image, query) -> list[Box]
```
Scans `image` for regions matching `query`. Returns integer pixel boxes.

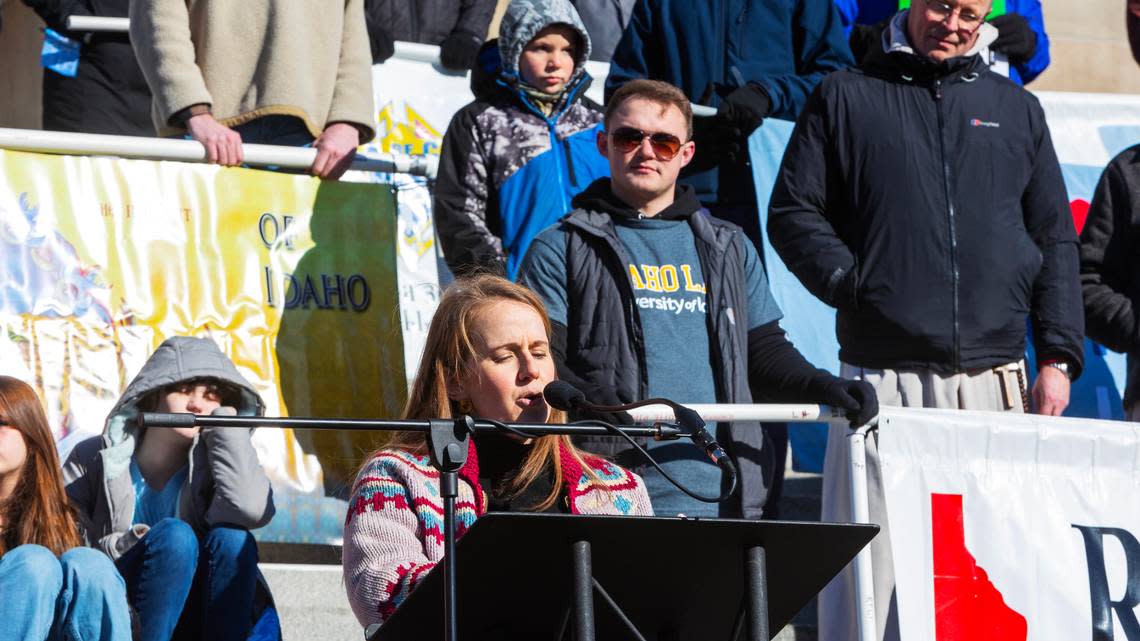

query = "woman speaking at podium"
[342,275,652,628]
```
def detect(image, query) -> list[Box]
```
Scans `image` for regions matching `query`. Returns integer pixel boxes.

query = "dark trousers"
[114,519,260,641]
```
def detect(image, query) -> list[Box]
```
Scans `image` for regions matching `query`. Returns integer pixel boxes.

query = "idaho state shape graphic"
[932,493,1028,641]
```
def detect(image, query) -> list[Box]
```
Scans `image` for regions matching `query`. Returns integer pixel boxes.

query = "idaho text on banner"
[879,406,1140,641]
[0,149,405,543]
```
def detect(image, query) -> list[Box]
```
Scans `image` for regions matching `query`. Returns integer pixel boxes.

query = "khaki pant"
[818,362,1026,641]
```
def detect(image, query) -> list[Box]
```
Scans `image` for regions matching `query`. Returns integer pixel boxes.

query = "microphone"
[673,405,730,469]
[543,380,587,411]
[138,406,236,429]
[542,381,730,467]
[138,412,197,429]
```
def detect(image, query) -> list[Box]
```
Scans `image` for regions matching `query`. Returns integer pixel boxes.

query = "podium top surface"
[375,513,877,641]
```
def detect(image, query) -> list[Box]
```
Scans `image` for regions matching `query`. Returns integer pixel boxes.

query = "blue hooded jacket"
[605,0,854,206]
[434,0,611,279]
[834,0,1049,85]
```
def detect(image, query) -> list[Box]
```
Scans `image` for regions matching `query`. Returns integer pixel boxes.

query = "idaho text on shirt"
[628,263,706,314]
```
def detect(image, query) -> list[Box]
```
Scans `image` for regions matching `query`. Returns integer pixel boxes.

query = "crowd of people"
[5,0,1140,639]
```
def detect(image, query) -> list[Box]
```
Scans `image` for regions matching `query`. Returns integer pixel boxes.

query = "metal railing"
[0,128,439,177]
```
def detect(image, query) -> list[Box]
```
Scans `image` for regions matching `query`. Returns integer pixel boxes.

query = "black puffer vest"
[555,182,773,518]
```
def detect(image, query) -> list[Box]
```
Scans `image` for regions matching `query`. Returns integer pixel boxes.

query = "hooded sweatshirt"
[433,0,611,279]
[62,336,274,560]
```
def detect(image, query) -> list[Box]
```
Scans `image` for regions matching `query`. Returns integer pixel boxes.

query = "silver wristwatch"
[1042,360,1072,380]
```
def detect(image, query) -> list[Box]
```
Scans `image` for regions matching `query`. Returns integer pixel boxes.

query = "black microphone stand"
[138,412,683,641]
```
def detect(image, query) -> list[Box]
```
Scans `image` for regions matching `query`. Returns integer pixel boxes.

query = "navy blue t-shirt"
[522,213,782,516]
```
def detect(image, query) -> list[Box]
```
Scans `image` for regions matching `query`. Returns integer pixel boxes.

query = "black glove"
[366,24,395,64]
[363,0,395,64]
[685,82,770,174]
[440,31,483,71]
[849,20,888,65]
[820,378,879,427]
[989,13,1037,64]
[685,115,743,175]
[718,83,771,137]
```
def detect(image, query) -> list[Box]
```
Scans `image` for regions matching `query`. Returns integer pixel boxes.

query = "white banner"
[880,407,1140,641]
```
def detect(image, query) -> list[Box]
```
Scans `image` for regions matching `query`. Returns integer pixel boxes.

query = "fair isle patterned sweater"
[342,440,653,628]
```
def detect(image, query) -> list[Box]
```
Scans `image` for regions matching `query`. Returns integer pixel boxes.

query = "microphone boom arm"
[138,412,684,440]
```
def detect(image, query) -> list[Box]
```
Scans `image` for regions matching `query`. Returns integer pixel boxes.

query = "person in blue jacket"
[838,0,1049,85]
[434,0,610,279]
[605,0,854,248]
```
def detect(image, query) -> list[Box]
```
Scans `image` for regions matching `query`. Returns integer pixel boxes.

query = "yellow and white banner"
[880,407,1140,641]
[0,149,406,541]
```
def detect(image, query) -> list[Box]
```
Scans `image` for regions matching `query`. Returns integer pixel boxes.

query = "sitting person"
[343,275,653,628]
[63,337,278,641]
[0,376,130,641]
[434,0,610,279]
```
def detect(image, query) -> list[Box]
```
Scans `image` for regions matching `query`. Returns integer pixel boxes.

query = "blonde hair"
[380,274,596,511]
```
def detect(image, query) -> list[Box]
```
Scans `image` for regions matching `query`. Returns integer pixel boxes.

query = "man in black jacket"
[1080,145,1140,419]
[767,2,1084,640]
[519,79,876,520]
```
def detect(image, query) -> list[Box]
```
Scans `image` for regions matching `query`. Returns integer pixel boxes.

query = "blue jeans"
[115,519,260,641]
[0,544,131,641]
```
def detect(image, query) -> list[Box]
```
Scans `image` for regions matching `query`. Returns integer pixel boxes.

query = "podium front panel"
[375,514,876,641]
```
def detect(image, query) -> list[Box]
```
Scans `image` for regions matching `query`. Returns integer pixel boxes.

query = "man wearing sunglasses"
[768,1,1083,640]
[519,79,877,521]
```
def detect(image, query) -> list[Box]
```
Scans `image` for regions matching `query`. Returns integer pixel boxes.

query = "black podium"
[370,514,877,641]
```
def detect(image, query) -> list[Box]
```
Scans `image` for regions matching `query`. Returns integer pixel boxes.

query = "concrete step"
[262,561,820,641]
[261,562,361,641]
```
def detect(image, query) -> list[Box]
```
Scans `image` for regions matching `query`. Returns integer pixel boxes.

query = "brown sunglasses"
[609,127,685,161]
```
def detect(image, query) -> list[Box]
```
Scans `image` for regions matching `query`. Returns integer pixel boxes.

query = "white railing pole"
[848,424,878,641]
[65,16,129,32]
[0,128,439,178]
[391,41,444,65]
[627,403,843,424]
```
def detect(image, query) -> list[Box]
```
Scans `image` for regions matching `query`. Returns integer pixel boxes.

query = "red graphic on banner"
[932,493,1027,641]
[1071,199,1090,235]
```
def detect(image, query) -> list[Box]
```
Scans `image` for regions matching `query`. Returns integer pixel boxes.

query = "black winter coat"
[1080,144,1140,407]
[768,51,1084,375]
[24,0,153,136]
[363,0,495,47]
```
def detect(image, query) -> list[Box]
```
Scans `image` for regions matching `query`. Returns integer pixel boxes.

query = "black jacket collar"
[862,47,988,85]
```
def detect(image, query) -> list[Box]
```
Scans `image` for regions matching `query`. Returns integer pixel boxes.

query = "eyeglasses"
[609,127,685,161]
[923,0,986,31]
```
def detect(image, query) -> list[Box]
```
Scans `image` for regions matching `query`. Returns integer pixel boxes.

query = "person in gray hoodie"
[63,336,277,641]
